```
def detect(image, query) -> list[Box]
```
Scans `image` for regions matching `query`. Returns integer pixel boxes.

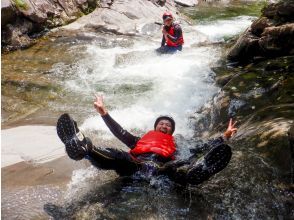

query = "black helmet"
[154,115,175,134]
[162,12,173,21]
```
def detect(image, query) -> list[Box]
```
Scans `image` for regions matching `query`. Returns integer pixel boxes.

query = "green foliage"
[13,0,29,10]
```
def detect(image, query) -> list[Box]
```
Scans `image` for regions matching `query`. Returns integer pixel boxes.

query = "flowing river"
[3,1,291,219]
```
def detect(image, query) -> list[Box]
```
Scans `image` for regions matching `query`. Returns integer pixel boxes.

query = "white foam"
[194,16,255,42]
[55,16,253,140]
[62,43,220,138]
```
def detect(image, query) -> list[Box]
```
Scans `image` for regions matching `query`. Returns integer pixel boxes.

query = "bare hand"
[94,94,107,116]
[223,118,237,140]
[162,28,167,35]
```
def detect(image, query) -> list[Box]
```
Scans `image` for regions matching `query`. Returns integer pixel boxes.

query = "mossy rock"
[12,0,29,10]
[200,55,294,183]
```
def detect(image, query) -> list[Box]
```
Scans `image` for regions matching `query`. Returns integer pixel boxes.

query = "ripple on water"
[2,185,63,219]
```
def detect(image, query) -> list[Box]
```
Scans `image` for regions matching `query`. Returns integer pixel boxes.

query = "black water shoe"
[57,113,92,160]
[186,144,232,185]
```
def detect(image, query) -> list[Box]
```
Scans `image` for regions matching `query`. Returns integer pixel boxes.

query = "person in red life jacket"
[57,95,237,186]
[156,12,184,54]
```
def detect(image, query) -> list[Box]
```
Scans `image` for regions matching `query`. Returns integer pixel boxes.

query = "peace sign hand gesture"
[223,118,237,140]
[94,94,108,116]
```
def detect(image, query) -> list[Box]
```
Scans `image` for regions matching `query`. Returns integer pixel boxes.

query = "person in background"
[156,12,184,54]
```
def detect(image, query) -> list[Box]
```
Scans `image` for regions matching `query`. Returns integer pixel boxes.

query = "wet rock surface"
[192,55,294,218]
[196,55,294,183]
[227,0,294,63]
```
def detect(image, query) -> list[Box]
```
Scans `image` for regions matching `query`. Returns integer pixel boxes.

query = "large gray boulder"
[2,0,100,51]
[59,0,179,36]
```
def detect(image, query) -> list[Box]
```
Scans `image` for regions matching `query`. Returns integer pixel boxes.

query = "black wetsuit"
[86,113,232,185]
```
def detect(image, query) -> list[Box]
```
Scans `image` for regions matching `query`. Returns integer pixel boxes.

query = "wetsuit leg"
[155,46,169,54]
[156,45,182,54]
[161,144,232,186]
[175,45,182,52]
[57,113,141,176]
[87,146,142,176]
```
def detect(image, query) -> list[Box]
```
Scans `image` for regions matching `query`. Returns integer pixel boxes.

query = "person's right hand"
[94,94,107,116]
[162,28,167,35]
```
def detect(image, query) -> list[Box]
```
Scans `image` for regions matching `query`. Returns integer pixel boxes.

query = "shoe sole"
[186,144,232,185]
[56,113,79,144]
[205,144,232,174]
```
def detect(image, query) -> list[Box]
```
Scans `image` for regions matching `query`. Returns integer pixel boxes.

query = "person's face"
[163,18,173,27]
[155,119,173,135]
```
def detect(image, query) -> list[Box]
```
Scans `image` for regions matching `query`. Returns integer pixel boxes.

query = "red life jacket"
[166,24,184,47]
[130,131,176,160]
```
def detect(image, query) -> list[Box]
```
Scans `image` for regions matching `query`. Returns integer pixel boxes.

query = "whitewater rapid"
[52,16,253,140]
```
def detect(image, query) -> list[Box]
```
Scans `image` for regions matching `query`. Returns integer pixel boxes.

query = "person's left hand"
[94,94,108,116]
[223,118,237,140]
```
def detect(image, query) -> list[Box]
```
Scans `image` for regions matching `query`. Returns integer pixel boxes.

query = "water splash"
[194,16,255,42]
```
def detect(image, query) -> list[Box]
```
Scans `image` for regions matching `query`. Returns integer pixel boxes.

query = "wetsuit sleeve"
[167,25,182,43]
[190,137,225,155]
[161,35,166,47]
[101,113,140,149]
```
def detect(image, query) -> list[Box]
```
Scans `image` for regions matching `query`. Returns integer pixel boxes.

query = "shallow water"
[3,1,292,219]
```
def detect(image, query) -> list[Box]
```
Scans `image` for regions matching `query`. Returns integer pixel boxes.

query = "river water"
[3,1,292,219]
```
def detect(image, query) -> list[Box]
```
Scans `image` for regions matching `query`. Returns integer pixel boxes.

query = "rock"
[199,56,294,181]
[276,0,294,22]
[251,17,272,37]
[262,0,294,22]
[259,23,294,56]
[57,0,80,17]
[288,123,294,183]
[227,0,294,63]
[1,0,16,26]
[2,19,35,50]
[60,0,178,36]
[174,0,198,7]
[234,110,293,174]
[227,29,260,62]
[99,0,113,8]
[2,0,101,51]
[262,2,277,19]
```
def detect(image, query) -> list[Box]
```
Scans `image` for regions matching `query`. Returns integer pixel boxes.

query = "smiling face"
[155,119,173,135]
[163,18,173,27]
